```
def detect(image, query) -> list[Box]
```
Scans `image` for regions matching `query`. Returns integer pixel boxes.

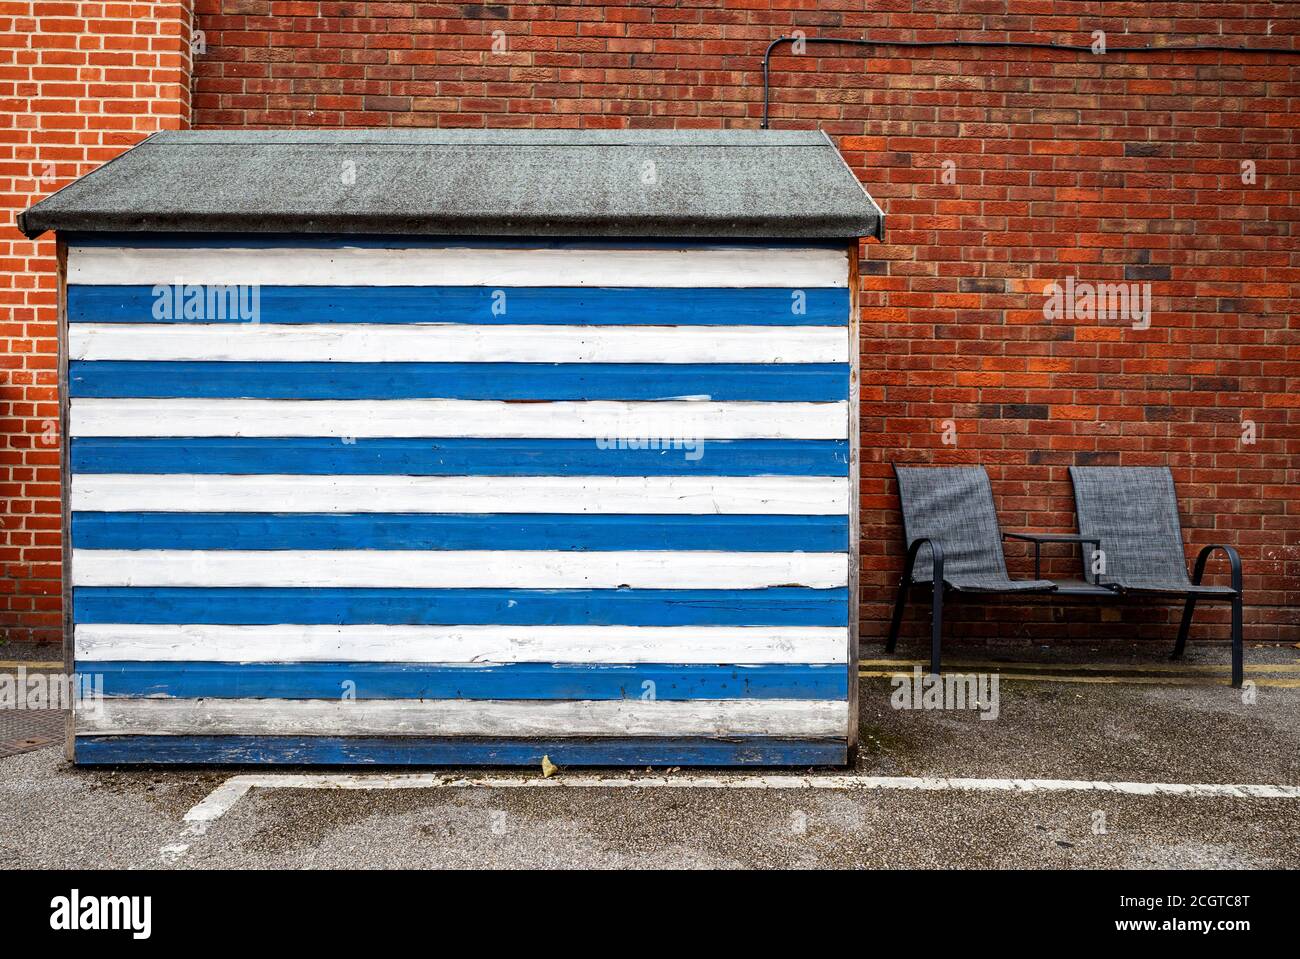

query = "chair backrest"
[1068,466,1189,587]
[894,465,1009,584]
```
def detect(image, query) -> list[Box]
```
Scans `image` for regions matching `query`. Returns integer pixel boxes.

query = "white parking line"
[161,771,1300,863]
[184,777,262,828]
[177,771,1300,836]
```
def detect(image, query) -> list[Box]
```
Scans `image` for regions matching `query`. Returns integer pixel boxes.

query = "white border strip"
[68,245,849,288]
[75,624,850,664]
[183,772,1300,828]
[71,549,848,589]
[71,474,849,515]
[69,398,848,439]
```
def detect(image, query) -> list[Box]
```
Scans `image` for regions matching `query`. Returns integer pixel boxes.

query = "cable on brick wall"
[761,35,1300,129]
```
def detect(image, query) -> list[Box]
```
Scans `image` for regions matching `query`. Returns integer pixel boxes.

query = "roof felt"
[17,129,884,241]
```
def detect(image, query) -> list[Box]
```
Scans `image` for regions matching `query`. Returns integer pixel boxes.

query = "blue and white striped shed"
[21,129,884,766]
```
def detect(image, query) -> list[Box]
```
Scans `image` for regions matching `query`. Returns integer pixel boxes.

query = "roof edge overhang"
[18,210,882,243]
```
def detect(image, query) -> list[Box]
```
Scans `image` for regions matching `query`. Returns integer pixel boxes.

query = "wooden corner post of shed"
[846,238,862,758]
[57,237,74,761]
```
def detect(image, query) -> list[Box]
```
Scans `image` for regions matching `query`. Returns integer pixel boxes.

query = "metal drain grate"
[0,709,65,758]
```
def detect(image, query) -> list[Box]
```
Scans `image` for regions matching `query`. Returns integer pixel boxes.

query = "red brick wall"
[0,2,192,642]
[9,2,1300,649]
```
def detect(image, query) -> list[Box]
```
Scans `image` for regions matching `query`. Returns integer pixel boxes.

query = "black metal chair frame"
[885,468,1245,687]
[1127,544,1244,686]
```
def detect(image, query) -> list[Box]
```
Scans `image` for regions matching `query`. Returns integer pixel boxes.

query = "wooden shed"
[19,129,884,766]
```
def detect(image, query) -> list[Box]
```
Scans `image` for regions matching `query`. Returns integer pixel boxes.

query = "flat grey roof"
[18,129,884,241]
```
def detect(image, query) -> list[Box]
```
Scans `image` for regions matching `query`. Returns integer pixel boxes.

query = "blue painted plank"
[68,286,849,326]
[71,437,849,476]
[73,587,849,627]
[69,361,849,401]
[71,512,847,552]
[84,661,847,700]
[74,735,847,766]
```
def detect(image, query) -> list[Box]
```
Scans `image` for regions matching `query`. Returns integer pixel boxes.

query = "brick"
[0,0,190,643]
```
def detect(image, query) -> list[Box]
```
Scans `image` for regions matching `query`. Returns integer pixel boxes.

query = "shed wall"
[66,237,855,765]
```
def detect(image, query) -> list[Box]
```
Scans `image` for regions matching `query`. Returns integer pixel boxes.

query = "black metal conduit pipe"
[761,35,1300,129]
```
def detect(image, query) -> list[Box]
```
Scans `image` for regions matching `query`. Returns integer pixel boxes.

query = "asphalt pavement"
[2,641,1298,869]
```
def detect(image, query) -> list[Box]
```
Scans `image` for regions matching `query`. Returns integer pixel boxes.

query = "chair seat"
[944,577,1055,593]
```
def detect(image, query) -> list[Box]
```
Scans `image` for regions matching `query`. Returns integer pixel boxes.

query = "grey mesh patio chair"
[887,465,1056,675]
[1069,466,1244,686]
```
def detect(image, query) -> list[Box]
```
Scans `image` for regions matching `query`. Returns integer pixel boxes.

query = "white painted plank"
[68,323,848,364]
[74,624,849,665]
[70,398,848,440]
[67,245,849,289]
[78,697,849,737]
[70,549,849,589]
[71,474,848,515]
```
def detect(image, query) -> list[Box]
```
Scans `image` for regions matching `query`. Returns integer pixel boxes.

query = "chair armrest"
[1001,533,1102,583]
[1191,544,1242,594]
[1003,532,1100,545]
[902,537,944,587]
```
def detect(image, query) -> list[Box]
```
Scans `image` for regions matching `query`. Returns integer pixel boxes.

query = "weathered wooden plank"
[69,398,849,439]
[74,735,849,766]
[74,623,849,664]
[70,437,850,477]
[71,512,849,552]
[71,474,849,515]
[67,245,850,288]
[78,697,850,737]
[68,323,849,364]
[69,285,850,326]
[72,586,850,627]
[70,549,849,589]
[84,661,848,700]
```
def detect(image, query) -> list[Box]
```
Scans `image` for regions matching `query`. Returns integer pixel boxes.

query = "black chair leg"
[1173,595,1197,659]
[1230,594,1243,688]
[885,578,909,653]
[929,585,943,676]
